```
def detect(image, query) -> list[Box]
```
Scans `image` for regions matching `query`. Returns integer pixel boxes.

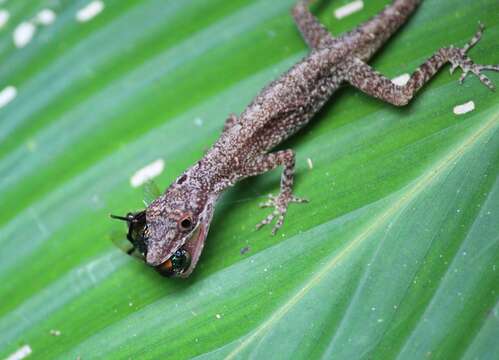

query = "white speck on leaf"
[453,101,475,115]
[392,73,410,86]
[334,0,364,19]
[0,85,17,108]
[5,345,32,360]
[13,21,36,48]
[307,157,313,169]
[0,9,9,28]
[194,117,203,127]
[130,158,165,188]
[76,0,105,23]
[36,9,56,25]
[215,313,221,319]
[50,329,61,336]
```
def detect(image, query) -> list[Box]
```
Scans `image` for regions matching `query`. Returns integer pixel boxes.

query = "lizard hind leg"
[343,22,499,107]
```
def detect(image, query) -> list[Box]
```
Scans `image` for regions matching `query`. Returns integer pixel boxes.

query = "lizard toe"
[256,210,278,231]
[272,214,286,235]
[256,192,308,234]
[290,195,308,204]
[450,24,499,91]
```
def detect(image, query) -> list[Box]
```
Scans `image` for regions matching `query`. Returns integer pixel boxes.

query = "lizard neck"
[180,154,232,198]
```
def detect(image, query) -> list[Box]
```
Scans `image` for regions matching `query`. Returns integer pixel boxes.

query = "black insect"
[110,180,192,277]
[110,211,148,257]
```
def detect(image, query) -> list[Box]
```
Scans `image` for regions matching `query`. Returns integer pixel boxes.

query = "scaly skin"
[115,0,499,278]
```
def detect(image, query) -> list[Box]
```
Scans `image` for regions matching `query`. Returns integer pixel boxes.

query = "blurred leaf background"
[0,0,498,359]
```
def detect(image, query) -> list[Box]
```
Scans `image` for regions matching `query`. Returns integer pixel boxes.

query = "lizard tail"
[341,0,422,61]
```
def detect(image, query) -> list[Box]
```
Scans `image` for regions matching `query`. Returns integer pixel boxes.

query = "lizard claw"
[458,70,468,84]
[256,193,308,235]
[449,23,499,91]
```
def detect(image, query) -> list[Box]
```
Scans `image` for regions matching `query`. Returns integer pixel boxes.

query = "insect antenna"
[110,214,132,222]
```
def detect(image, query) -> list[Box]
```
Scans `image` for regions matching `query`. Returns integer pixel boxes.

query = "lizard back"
[209,0,421,174]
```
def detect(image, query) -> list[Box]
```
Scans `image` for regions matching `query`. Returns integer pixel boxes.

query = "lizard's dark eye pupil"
[180,217,192,230]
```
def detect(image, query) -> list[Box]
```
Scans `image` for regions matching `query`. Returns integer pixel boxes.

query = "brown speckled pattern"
[141,0,499,276]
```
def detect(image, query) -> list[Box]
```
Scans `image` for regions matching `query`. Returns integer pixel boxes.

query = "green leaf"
[0,0,498,359]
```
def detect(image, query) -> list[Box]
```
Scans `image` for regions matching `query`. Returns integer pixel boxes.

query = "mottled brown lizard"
[112,0,499,277]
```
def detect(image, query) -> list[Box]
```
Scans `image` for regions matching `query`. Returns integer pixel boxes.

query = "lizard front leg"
[236,149,308,234]
[343,23,499,106]
[292,0,335,49]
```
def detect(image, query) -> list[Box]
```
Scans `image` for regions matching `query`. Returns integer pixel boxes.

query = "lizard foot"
[449,23,499,91]
[256,193,308,235]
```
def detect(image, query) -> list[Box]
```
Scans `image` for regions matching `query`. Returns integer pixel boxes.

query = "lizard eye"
[179,216,194,231]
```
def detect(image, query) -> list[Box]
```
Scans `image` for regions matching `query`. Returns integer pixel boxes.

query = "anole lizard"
[112,0,499,278]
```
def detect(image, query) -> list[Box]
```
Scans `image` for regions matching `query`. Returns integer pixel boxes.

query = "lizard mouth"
[155,222,207,278]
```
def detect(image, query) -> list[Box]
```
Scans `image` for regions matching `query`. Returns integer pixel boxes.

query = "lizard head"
[114,173,216,278]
